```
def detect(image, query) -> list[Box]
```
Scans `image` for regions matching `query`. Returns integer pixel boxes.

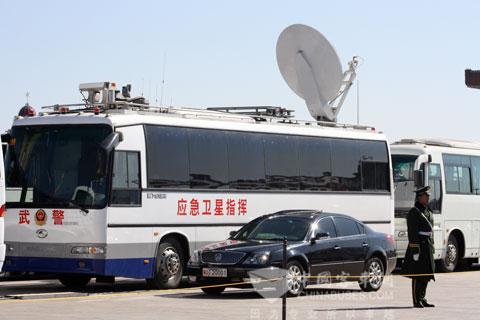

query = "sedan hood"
[200,239,295,254]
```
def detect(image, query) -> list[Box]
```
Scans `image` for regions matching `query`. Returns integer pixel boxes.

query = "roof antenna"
[160,52,167,106]
[148,77,152,104]
[25,91,30,104]
[356,79,360,125]
[141,78,144,97]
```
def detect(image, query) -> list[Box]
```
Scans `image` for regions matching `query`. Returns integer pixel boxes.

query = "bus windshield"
[392,155,418,217]
[6,125,112,209]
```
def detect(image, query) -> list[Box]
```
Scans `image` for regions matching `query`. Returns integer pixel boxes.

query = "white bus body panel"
[4,112,394,278]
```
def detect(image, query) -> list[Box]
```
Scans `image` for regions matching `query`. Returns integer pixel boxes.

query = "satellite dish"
[276,24,359,122]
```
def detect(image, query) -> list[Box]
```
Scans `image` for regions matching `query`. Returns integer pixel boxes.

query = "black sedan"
[187,210,396,296]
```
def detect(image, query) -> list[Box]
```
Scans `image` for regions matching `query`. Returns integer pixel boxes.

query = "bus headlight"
[71,246,105,255]
[243,252,270,265]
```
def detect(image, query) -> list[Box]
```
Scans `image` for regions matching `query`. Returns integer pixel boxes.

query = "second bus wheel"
[148,238,184,289]
[437,235,459,272]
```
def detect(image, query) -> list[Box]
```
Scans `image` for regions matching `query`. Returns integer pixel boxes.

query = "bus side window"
[470,156,480,195]
[443,154,472,194]
[111,151,141,206]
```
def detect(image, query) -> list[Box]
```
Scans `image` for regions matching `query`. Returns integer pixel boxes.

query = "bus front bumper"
[3,256,154,278]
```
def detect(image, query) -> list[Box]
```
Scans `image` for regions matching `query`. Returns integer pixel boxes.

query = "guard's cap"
[414,186,431,196]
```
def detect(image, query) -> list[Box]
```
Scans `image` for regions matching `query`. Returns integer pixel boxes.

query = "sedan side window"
[316,217,337,238]
[334,217,361,237]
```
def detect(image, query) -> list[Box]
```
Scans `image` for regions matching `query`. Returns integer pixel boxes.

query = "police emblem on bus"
[214,253,222,262]
[36,229,48,239]
[35,209,47,226]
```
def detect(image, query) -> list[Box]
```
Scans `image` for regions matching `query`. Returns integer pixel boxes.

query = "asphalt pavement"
[1,267,479,320]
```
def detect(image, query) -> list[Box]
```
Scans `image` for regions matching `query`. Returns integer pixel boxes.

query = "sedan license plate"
[202,267,227,278]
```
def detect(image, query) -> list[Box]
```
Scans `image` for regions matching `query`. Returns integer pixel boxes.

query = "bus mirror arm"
[1,133,11,143]
[100,132,122,153]
[414,170,424,188]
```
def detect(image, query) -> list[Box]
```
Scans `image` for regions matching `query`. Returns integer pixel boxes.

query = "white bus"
[0,142,5,271]
[392,138,480,271]
[3,82,394,289]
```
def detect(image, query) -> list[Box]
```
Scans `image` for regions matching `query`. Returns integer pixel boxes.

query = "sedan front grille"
[201,251,246,265]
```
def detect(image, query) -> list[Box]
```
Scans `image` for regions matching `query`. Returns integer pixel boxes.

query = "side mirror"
[413,170,424,188]
[100,132,122,153]
[229,230,237,238]
[96,132,122,177]
[311,232,330,244]
[1,133,11,143]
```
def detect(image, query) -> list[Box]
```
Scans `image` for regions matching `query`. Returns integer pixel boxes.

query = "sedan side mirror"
[229,230,238,238]
[311,232,330,244]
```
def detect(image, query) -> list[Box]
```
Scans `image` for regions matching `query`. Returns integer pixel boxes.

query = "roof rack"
[206,106,294,119]
[23,81,378,133]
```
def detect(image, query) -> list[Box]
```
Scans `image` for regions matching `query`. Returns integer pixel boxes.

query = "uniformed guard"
[401,186,435,308]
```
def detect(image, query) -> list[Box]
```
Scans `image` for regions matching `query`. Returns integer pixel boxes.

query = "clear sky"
[1,1,480,142]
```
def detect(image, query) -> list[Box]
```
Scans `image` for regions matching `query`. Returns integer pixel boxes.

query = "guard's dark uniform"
[401,187,435,308]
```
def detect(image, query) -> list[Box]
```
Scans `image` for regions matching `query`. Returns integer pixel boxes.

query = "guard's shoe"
[413,302,424,308]
[420,300,435,307]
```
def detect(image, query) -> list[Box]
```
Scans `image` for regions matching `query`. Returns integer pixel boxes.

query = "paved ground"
[1,267,480,320]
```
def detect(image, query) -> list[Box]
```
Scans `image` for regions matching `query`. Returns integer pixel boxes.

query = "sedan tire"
[201,286,226,295]
[359,257,384,292]
[285,260,306,297]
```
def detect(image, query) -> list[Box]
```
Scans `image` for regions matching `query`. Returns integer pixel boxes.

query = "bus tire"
[58,275,92,289]
[438,235,459,272]
[147,238,184,289]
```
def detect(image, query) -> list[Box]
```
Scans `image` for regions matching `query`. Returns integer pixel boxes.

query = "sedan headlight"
[243,252,270,265]
[189,250,201,264]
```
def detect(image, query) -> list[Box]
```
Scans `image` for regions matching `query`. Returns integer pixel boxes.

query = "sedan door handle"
[362,243,369,247]
[333,245,342,250]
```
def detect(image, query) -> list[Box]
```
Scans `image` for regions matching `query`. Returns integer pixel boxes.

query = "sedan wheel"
[285,261,305,297]
[359,257,384,292]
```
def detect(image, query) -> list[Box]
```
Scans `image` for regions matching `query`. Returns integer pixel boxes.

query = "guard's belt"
[418,231,432,236]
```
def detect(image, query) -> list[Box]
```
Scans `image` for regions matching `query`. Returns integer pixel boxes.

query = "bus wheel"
[58,275,92,289]
[147,238,184,289]
[438,235,459,272]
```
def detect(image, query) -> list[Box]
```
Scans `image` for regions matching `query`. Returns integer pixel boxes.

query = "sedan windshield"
[235,217,311,242]
[6,125,112,209]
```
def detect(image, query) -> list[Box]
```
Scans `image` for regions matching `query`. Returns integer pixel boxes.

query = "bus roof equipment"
[276,24,360,123]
